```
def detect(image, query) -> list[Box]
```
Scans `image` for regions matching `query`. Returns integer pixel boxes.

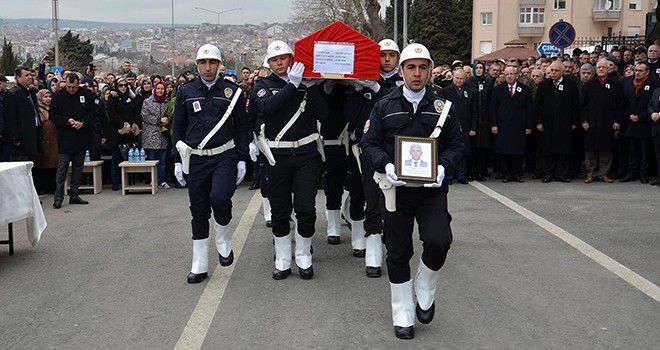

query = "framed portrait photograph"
[395,136,438,183]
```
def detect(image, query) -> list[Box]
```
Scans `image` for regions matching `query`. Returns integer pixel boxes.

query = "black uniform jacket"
[534,77,580,155]
[360,86,464,179]
[172,77,249,163]
[49,88,95,154]
[252,73,328,156]
[623,76,659,140]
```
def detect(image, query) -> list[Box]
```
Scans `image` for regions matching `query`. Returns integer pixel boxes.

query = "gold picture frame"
[395,135,438,183]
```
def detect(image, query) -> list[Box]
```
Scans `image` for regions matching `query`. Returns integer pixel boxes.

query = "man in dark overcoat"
[490,66,534,182]
[3,66,42,161]
[535,61,580,182]
[580,59,624,183]
[442,68,476,184]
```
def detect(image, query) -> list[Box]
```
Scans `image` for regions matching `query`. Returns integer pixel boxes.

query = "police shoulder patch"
[434,99,445,113]
[363,120,371,134]
[396,80,404,87]
[257,88,267,98]
[224,87,233,98]
[364,92,372,100]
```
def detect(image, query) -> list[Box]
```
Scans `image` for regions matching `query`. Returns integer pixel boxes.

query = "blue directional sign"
[51,66,63,75]
[549,21,576,49]
[225,69,237,76]
[537,42,560,57]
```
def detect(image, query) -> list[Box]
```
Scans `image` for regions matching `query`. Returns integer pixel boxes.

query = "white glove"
[174,162,187,187]
[355,79,381,93]
[249,143,258,162]
[287,62,305,87]
[236,161,246,185]
[385,163,406,187]
[424,165,446,188]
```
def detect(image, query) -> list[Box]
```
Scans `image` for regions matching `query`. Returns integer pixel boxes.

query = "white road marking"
[173,191,262,350]
[470,181,660,303]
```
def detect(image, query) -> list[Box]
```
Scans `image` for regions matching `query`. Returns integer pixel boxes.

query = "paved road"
[1,178,659,349]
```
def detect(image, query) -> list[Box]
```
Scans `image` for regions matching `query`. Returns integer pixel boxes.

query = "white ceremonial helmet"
[379,39,400,54]
[196,44,223,62]
[266,40,294,61]
[399,43,434,70]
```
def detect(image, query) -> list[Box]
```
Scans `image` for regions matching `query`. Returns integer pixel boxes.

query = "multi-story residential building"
[472,0,656,59]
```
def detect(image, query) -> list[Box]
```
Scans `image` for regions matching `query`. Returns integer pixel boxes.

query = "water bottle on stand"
[139,148,146,163]
[84,150,90,163]
[128,148,135,163]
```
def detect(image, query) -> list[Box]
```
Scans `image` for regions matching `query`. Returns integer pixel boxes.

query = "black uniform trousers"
[654,136,660,177]
[360,154,383,236]
[268,152,322,238]
[323,146,347,210]
[346,151,365,221]
[188,153,238,240]
[542,154,570,178]
[382,187,453,284]
[499,154,525,180]
[470,147,490,178]
[627,137,651,178]
[54,152,85,201]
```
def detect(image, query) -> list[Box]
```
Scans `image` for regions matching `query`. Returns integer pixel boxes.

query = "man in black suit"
[2,66,42,161]
[403,143,428,167]
[490,66,534,182]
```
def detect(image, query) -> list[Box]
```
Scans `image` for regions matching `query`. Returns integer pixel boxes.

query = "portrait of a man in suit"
[404,143,428,168]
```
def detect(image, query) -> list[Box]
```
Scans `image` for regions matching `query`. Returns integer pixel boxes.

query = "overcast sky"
[3,0,297,25]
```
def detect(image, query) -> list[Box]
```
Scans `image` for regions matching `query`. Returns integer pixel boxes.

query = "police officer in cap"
[253,40,328,280]
[173,44,250,284]
[361,43,464,339]
[344,38,403,277]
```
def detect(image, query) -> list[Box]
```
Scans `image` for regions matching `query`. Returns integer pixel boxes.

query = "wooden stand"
[119,161,159,195]
[65,160,104,194]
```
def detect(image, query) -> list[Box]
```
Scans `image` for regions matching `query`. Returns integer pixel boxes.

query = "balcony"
[518,25,545,37]
[592,9,621,21]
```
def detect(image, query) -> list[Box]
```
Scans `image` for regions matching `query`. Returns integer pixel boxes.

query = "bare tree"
[291,0,384,40]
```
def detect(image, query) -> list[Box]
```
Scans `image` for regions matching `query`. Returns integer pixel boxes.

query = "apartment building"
[472,0,656,59]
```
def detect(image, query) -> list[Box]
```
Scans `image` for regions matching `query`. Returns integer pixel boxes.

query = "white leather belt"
[190,140,235,156]
[268,133,319,149]
[324,139,342,146]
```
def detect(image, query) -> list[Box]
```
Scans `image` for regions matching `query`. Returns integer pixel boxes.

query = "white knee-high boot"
[294,233,313,269]
[326,209,341,238]
[191,238,209,274]
[365,234,383,267]
[390,281,415,328]
[274,234,292,271]
[214,221,233,258]
[351,219,366,250]
[415,259,440,310]
[262,197,271,223]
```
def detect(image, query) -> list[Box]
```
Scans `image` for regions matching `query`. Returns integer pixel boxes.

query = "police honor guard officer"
[344,38,403,277]
[253,40,329,280]
[361,43,464,339]
[172,44,250,284]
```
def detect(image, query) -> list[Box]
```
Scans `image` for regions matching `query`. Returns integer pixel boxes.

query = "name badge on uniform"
[464,90,468,98]
[79,96,85,103]
[645,85,651,91]
[192,101,202,113]
[478,84,484,91]
[516,87,522,93]
[656,68,660,74]
[558,85,564,91]
[605,83,610,89]
[364,92,372,100]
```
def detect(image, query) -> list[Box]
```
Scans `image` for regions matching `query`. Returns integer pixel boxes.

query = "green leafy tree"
[0,36,19,75]
[48,30,94,71]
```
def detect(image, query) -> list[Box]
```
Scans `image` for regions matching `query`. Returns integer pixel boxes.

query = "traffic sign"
[549,21,576,49]
[537,42,560,57]
[51,66,63,75]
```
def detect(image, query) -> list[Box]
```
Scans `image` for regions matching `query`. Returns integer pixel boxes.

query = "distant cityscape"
[0,18,305,75]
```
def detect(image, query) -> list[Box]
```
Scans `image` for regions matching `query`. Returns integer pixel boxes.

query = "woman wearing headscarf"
[33,89,58,194]
[141,81,171,188]
[466,61,494,181]
[107,77,140,191]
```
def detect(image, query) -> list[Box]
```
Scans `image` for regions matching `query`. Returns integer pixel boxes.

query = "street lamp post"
[52,0,60,66]
[171,0,175,77]
[194,7,242,32]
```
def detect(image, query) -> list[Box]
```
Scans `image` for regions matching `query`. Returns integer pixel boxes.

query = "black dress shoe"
[352,249,365,257]
[298,265,314,279]
[69,196,89,205]
[475,174,485,181]
[457,179,469,184]
[187,272,208,284]
[272,268,291,280]
[542,177,552,183]
[502,178,510,183]
[620,175,638,183]
[640,177,649,184]
[327,236,340,245]
[532,173,543,180]
[248,183,260,190]
[650,178,660,186]
[556,176,571,183]
[219,250,234,267]
[53,200,62,209]
[515,177,524,183]
[394,326,414,339]
[466,176,474,181]
[265,220,272,228]
[366,266,381,278]
[416,302,435,324]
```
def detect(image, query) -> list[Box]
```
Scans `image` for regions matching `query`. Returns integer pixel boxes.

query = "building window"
[594,0,621,10]
[628,0,641,10]
[519,7,545,26]
[479,41,493,54]
[554,0,566,10]
[481,12,493,25]
[627,26,641,36]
